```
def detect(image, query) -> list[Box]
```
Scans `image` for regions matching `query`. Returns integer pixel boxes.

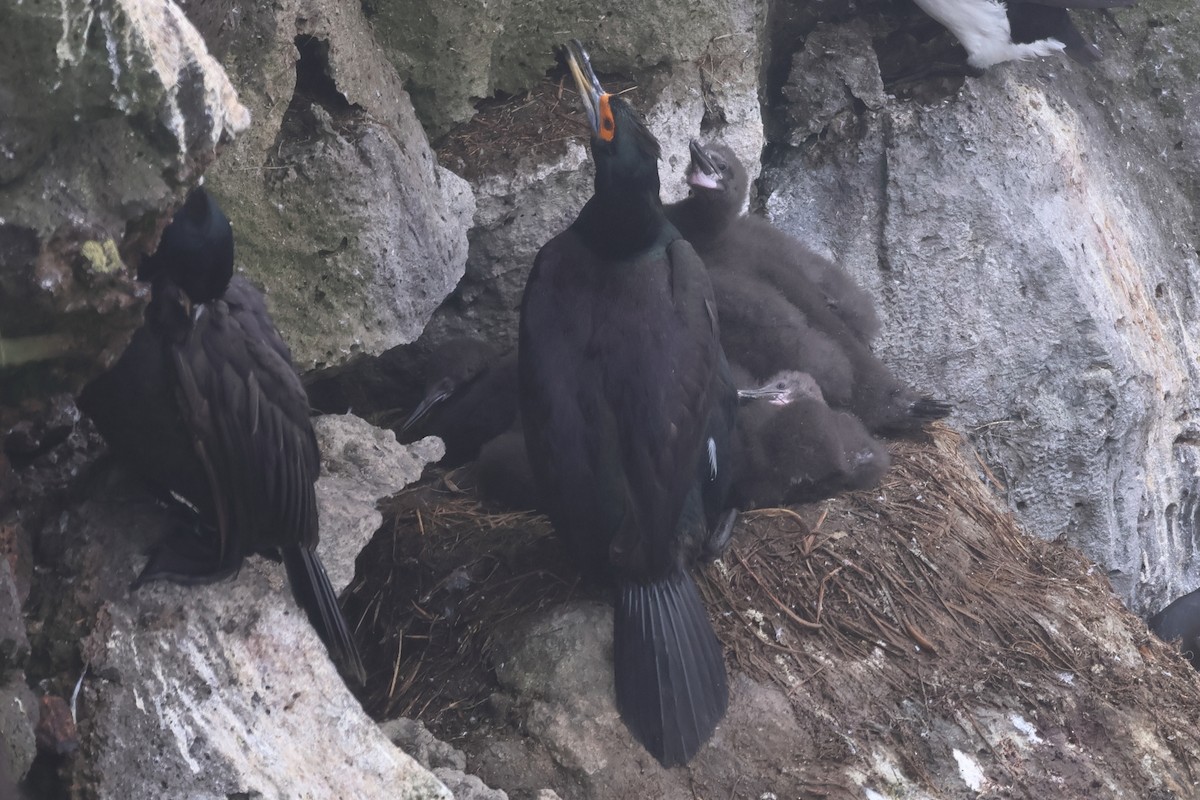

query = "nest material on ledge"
[433,75,639,182]
[346,424,1200,791]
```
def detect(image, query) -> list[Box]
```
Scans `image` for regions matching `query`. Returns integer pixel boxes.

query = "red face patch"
[598,94,615,142]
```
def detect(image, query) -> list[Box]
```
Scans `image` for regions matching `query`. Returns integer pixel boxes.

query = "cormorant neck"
[573,183,669,260]
[668,191,738,249]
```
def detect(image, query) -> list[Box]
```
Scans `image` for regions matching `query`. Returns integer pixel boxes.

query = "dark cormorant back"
[78,187,366,684]
[518,40,734,766]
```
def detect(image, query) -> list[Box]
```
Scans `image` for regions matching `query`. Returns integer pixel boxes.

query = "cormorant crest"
[139,187,235,305]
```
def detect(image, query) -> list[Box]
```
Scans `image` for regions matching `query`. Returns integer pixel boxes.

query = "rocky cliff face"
[0,0,249,406]
[4,0,1200,796]
[763,3,1200,613]
[402,0,1200,617]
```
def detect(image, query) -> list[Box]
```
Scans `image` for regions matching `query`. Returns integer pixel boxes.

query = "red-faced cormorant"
[77,187,366,684]
[911,0,1135,69]
[732,368,890,508]
[1149,588,1200,670]
[398,338,518,467]
[666,141,880,346]
[668,140,952,437]
[518,40,734,766]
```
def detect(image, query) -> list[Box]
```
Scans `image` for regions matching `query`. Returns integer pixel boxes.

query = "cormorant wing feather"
[520,232,719,574]
[617,239,719,565]
[171,277,321,557]
[520,235,628,563]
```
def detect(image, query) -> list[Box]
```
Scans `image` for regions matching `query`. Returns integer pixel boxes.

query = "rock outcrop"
[63,415,449,798]
[763,5,1200,612]
[189,0,475,370]
[0,0,250,406]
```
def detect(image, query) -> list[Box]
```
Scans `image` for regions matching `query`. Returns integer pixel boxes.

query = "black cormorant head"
[400,338,498,436]
[686,141,748,210]
[563,39,661,199]
[138,186,235,305]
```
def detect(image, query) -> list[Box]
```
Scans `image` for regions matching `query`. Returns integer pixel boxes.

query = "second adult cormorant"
[519,40,734,766]
[910,0,1135,70]
[78,187,366,684]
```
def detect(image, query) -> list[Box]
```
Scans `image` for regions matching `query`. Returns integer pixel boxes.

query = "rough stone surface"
[422,144,593,350]
[0,0,250,404]
[433,769,509,800]
[66,414,448,799]
[0,558,26,674]
[382,717,468,772]
[314,415,443,590]
[382,717,510,800]
[782,20,888,144]
[0,678,36,786]
[762,7,1200,612]
[364,0,767,136]
[193,0,475,370]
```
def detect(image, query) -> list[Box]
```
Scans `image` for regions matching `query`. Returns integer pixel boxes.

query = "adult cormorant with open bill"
[78,187,367,684]
[518,40,734,766]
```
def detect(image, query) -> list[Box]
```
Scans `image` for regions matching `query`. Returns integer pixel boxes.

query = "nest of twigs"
[346,424,1200,779]
[343,468,577,724]
[433,75,639,182]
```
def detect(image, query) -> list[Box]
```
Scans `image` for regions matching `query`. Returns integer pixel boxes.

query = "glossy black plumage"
[667,141,951,436]
[518,40,732,766]
[399,338,518,467]
[1149,589,1200,670]
[78,187,366,684]
[732,368,890,508]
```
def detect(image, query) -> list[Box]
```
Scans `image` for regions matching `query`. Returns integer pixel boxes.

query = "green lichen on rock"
[79,240,124,275]
[0,0,249,408]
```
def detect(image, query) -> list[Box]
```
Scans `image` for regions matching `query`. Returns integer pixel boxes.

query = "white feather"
[912,0,1066,68]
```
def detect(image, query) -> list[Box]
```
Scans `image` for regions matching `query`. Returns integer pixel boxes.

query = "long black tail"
[283,545,367,685]
[613,572,728,766]
[910,395,952,422]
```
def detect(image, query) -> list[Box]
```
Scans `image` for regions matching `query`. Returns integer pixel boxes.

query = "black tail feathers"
[910,395,952,422]
[613,572,728,766]
[283,545,367,685]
